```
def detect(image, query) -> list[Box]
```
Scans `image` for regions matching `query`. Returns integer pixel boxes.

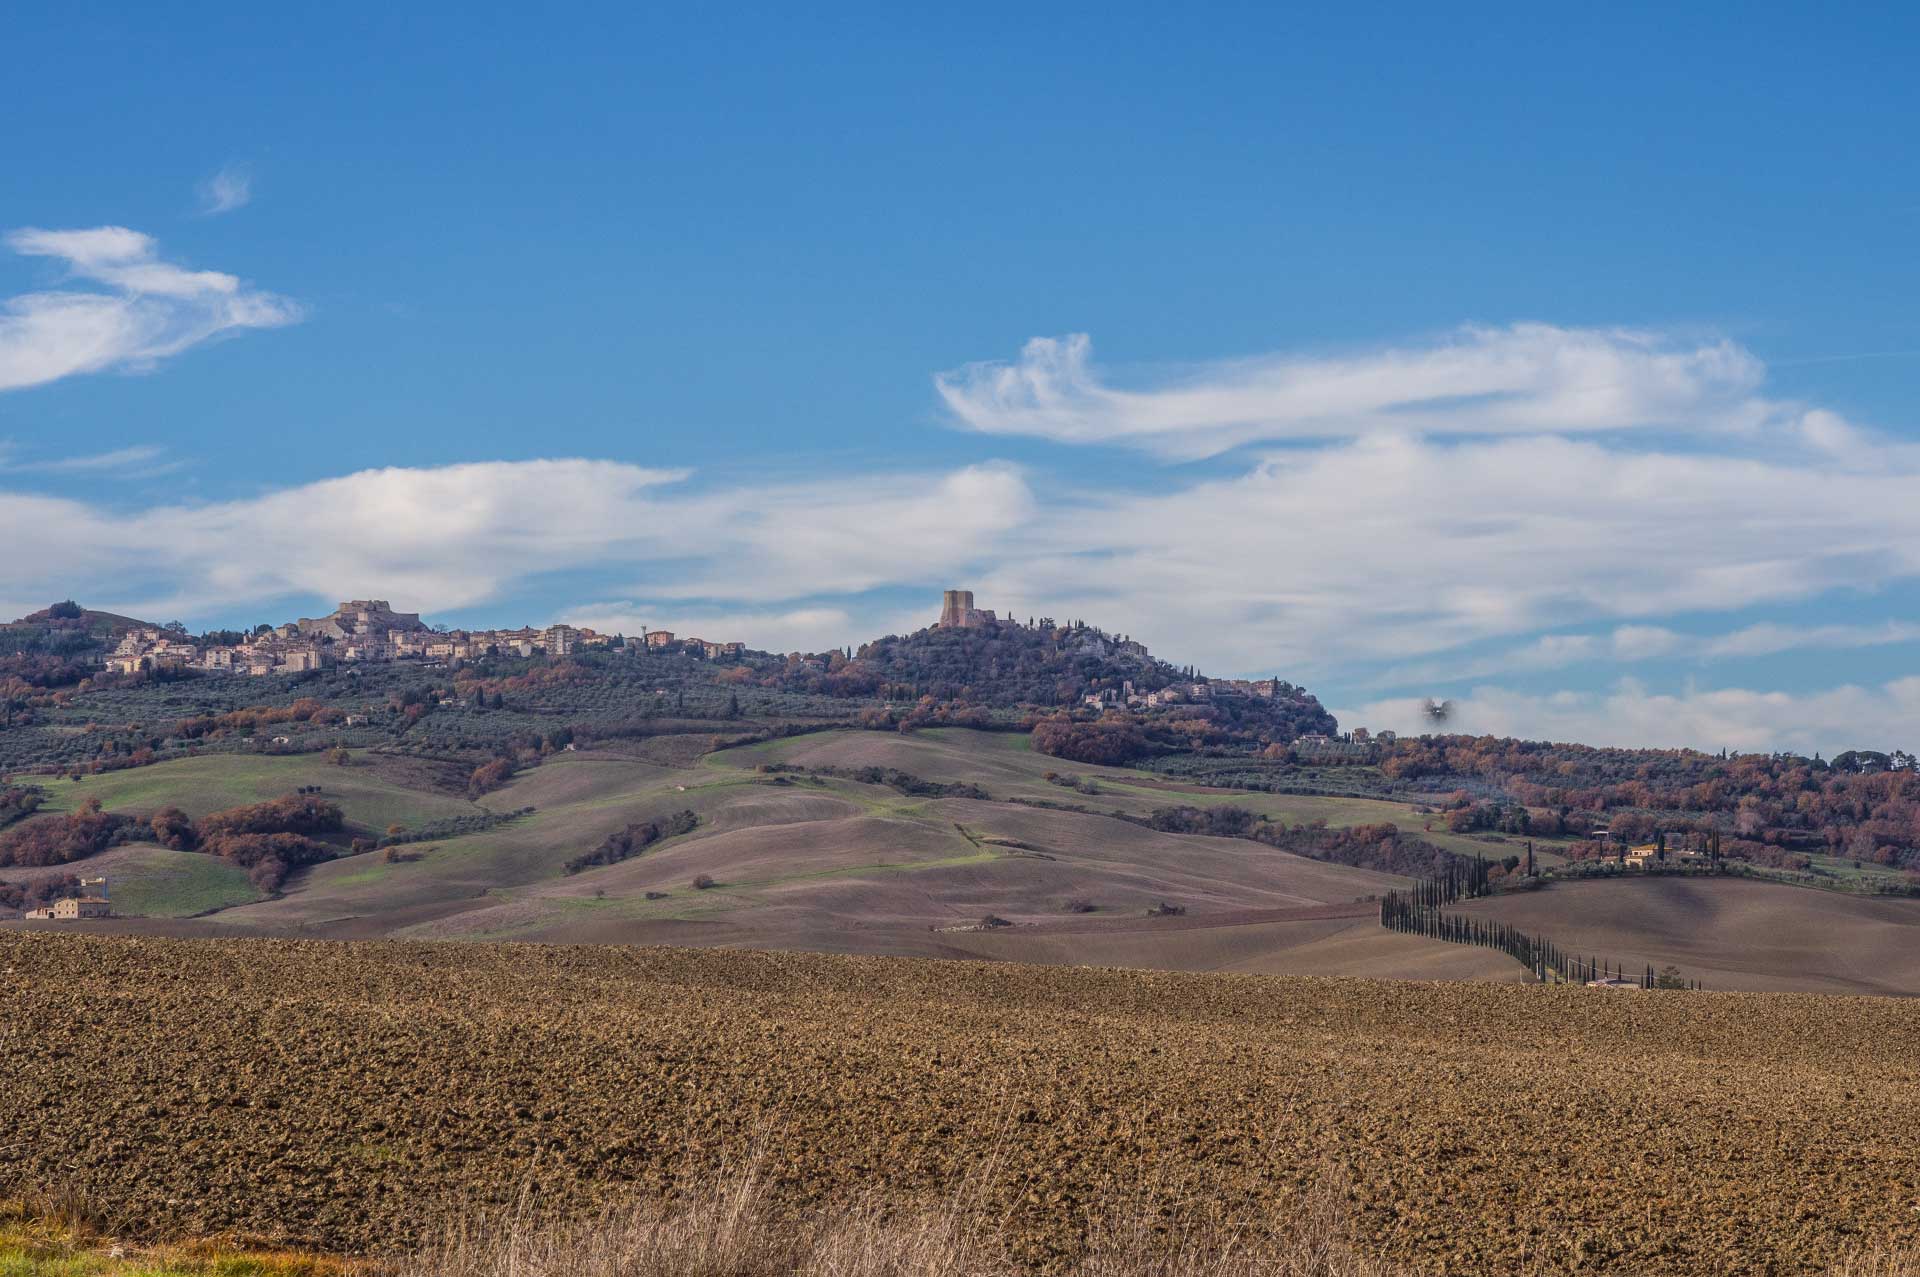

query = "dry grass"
[391,1168,1920,1277]
[5,1173,1917,1276]
[391,1164,1398,1277]
[1827,1251,1920,1277]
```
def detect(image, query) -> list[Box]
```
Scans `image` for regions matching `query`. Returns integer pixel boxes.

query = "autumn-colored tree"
[149,806,196,851]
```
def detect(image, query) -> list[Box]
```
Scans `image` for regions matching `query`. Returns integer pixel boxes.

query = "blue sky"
[5,4,1920,753]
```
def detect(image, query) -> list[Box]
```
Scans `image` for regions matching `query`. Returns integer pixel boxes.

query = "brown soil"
[3,934,1918,1274]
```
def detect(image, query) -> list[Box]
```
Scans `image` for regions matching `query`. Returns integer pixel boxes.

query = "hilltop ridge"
[1,601,161,689]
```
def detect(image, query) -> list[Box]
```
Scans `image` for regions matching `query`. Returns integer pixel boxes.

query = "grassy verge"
[1,1193,354,1277]
[12,1169,1915,1277]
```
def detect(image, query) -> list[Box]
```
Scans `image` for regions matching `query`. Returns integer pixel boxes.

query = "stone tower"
[939,590,975,628]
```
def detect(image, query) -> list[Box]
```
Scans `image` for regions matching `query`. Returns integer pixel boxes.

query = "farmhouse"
[1624,842,1707,870]
[25,895,112,921]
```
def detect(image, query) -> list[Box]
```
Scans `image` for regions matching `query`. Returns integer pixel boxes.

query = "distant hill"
[850,617,1175,706]
[0,601,156,687]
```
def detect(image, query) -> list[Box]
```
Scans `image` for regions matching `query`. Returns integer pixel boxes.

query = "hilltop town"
[77,590,1374,759]
[101,599,745,678]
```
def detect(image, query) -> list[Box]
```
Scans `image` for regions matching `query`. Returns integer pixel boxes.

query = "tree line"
[1379,858,1700,988]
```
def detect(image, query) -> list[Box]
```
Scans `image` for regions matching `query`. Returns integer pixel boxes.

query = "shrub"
[202,831,334,872]
[149,806,196,851]
[0,805,130,868]
[1031,715,1152,766]
[199,794,343,840]
[692,874,717,890]
[1060,899,1097,914]
[468,757,516,797]
[247,856,289,892]
[812,766,988,800]
[565,811,698,874]
[378,811,519,848]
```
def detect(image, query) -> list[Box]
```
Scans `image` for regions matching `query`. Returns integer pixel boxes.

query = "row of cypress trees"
[1379,859,1699,988]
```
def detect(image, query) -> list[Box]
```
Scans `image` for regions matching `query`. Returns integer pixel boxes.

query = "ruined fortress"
[293,599,427,642]
[938,589,998,629]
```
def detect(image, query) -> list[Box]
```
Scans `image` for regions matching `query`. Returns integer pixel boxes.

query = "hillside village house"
[103,600,748,679]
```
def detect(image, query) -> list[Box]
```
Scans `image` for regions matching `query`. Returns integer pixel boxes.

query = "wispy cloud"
[196,165,253,215]
[936,325,1788,458]
[0,226,300,393]
[1703,620,1920,658]
[1337,676,1920,756]
[1369,620,1920,690]
[13,444,180,477]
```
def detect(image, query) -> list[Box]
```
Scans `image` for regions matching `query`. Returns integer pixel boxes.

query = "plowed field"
[3,934,1917,1274]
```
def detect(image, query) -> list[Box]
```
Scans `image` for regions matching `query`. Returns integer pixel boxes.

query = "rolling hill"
[1457,876,1920,995]
[10,725,1920,993]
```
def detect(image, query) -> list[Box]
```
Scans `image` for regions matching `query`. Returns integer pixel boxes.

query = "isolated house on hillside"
[27,895,112,921]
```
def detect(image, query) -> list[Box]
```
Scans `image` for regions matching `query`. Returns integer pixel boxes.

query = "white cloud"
[635,462,1034,602]
[936,325,1782,458]
[1336,677,1920,756]
[6,308,1920,754]
[560,604,873,655]
[970,432,1920,677]
[0,226,299,392]
[197,165,253,215]
[10,433,1919,694]
[1608,625,1684,661]
[0,459,1037,625]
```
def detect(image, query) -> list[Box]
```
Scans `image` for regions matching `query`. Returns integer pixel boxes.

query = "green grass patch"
[0,1219,352,1277]
[102,847,261,917]
[34,755,473,834]
[1803,852,1911,885]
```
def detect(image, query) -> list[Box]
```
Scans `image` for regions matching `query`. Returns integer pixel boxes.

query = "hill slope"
[0,601,156,689]
[1459,876,1920,994]
[12,727,1920,993]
